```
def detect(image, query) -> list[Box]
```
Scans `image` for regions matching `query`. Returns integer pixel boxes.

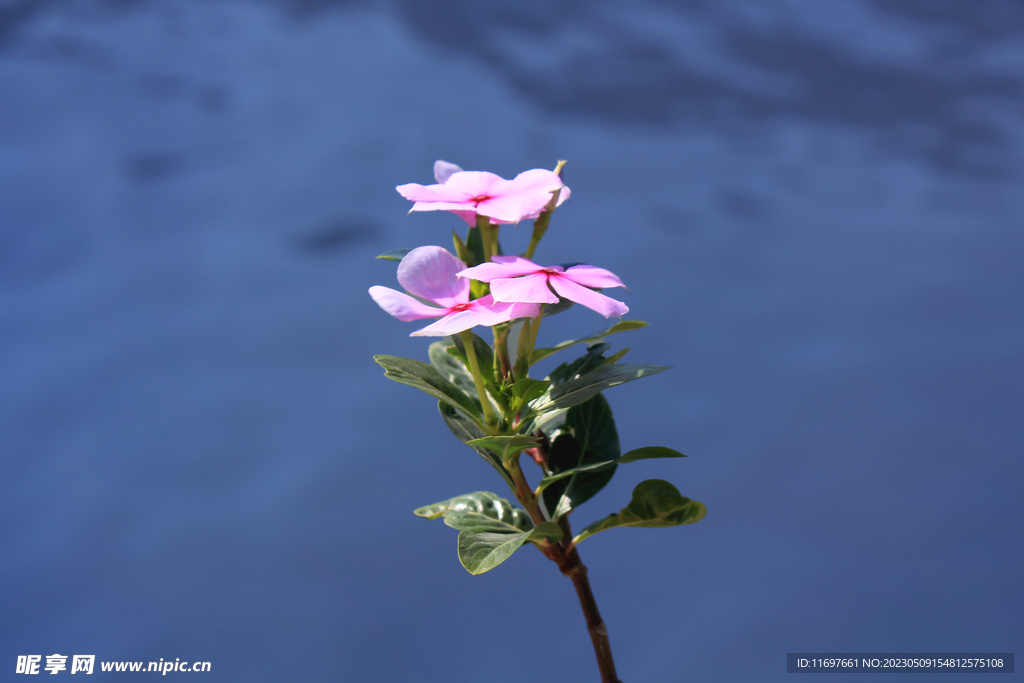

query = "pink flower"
[458,256,629,318]
[396,161,570,227]
[369,246,541,336]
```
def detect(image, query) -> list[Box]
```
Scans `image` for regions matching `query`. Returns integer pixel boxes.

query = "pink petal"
[450,209,479,227]
[434,160,463,183]
[397,246,469,307]
[458,256,549,282]
[396,182,469,204]
[549,276,629,318]
[410,309,484,337]
[489,273,560,305]
[478,169,567,223]
[563,264,626,289]
[554,185,570,206]
[369,286,444,321]
[504,301,544,320]
[441,171,503,197]
[468,296,542,326]
[500,169,565,198]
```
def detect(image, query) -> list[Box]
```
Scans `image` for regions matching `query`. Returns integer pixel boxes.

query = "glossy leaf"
[415,491,534,533]
[542,394,620,520]
[527,361,669,421]
[376,248,412,261]
[450,332,497,385]
[439,402,516,493]
[428,341,477,398]
[548,344,612,386]
[510,377,550,415]
[375,355,481,420]
[467,435,541,464]
[458,522,564,575]
[572,479,706,546]
[532,320,648,364]
[537,446,687,492]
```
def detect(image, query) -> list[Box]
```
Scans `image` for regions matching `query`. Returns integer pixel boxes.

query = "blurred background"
[2,0,1022,680]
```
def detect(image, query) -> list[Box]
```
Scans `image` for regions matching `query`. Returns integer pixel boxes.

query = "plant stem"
[477,215,493,262]
[512,434,620,682]
[555,547,622,683]
[493,326,511,380]
[459,330,496,429]
[506,456,547,527]
[528,310,542,354]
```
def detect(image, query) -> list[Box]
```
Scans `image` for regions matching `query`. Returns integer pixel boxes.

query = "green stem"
[493,325,511,380]
[477,215,493,262]
[523,213,549,261]
[529,310,543,353]
[459,330,496,429]
[506,455,547,527]
[514,318,532,381]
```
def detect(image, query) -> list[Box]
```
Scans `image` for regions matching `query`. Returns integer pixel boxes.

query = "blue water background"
[2,1,1022,681]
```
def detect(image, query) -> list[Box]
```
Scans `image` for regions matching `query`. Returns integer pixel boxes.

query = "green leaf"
[541,297,575,317]
[533,362,669,416]
[450,332,497,383]
[466,435,541,464]
[376,249,411,261]
[537,447,687,492]
[548,344,611,386]
[510,377,550,415]
[428,341,477,398]
[457,522,563,575]
[374,355,481,421]
[542,394,620,520]
[572,479,706,546]
[452,230,470,265]
[449,332,507,413]
[532,320,648,364]
[438,402,515,493]
[465,221,486,266]
[414,491,534,533]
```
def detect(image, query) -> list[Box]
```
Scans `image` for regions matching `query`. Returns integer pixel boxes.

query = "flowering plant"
[371,161,705,683]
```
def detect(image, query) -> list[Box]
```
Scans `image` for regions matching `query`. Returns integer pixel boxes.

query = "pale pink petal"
[478,169,567,223]
[477,194,554,224]
[505,301,543,320]
[458,256,550,282]
[434,160,463,183]
[516,185,571,221]
[410,308,487,337]
[554,185,570,206]
[396,182,470,204]
[489,273,560,305]
[441,171,503,197]
[397,246,469,307]
[369,286,444,321]
[563,264,626,290]
[500,169,565,197]
[549,276,629,318]
[450,209,479,226]
[466,296,542,326]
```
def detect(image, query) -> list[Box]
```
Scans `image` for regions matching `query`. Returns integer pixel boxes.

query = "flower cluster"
[372,161,627,339]
[370,160,705,683]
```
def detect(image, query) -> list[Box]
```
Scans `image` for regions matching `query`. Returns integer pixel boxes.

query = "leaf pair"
[415,492,562,574]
